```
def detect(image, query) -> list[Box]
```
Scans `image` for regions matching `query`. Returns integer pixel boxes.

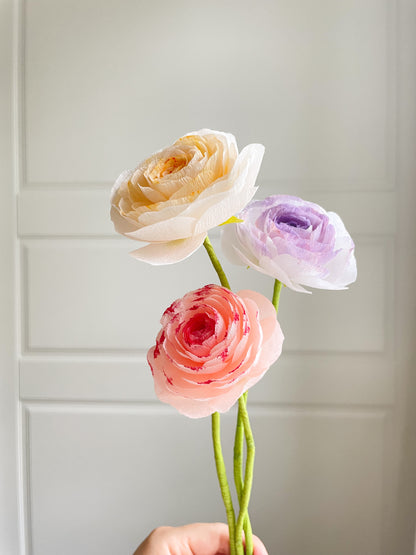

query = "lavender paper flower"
[222,195,357,293]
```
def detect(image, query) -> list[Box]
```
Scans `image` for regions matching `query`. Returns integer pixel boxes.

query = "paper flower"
[222,194,357,293]
[147,284,284,418]
[111,129,264,265]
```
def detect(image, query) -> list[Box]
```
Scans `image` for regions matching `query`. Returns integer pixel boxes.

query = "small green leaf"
[219,216,244,226]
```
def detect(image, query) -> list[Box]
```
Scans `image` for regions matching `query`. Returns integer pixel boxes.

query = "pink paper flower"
[222,195,357,293]
[147,284,284,418]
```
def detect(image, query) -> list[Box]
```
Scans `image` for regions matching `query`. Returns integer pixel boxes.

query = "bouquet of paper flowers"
[110,129,357,554]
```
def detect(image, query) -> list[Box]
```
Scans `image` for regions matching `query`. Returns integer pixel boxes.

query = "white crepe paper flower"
[222,195,357,293]
[111,129,264,265]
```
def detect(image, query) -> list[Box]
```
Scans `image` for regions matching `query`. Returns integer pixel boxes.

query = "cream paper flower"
[111,129,264,264]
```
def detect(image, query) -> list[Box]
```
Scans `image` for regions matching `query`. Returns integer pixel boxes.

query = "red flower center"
[183,313,216,345]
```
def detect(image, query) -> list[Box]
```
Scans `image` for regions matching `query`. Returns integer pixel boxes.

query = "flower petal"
[193,143,264,234]
[129,233,207,265]
[147,284,284,417]
[110,205,140,235]
[125,215,196,242]
[222,194,357,292]
[110,131,264,265]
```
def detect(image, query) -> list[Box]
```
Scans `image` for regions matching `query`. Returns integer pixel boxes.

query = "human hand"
[133,522,268,555]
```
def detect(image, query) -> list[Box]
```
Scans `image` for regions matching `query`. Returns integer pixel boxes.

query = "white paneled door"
[1,0,416,554]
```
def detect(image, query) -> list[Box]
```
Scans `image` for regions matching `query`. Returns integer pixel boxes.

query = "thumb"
[252,534,268,555]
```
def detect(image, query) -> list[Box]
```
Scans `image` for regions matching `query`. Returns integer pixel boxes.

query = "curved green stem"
[212,412,237,555]
[234,392,253,554]
[203,236,231,289]
[272,279,282,314]
[203,234,254,553]
[204,236,237,552]
[235,397,255,554]
[233,394,245,500]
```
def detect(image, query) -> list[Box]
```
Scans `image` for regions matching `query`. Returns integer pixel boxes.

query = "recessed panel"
[222,239,387,353]
[19,351,395,406]
[26,406,384,555]
[24,238,386,353]
[24,238,386,352]
[24,239,218,351]
[17,189,397,237]
[25,0,392,187]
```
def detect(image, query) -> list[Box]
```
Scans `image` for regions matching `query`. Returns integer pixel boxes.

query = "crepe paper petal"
[130,233,207,265]
[222,195,357,293]
[147,284,284,418]
[110,130,264,265]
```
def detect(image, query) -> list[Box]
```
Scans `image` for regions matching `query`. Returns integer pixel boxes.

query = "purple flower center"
[272,211,310,229]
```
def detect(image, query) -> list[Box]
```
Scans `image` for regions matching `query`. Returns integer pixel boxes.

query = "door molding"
[0,0,20,553]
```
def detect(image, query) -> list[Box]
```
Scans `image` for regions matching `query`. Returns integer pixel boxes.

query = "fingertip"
[252,534,269,555]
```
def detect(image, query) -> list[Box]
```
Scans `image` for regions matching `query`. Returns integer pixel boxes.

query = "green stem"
[203,236,231,289]
[204,236,237,552]
[202,234,252,553]
[235,397,255,554]
[233,394,245,500]
[234,392,253,554]
[212,412,237,555]
[272,279,282,314]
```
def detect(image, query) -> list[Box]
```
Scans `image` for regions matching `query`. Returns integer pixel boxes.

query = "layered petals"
[222,195,357,293]
[111,130,264,264]
[147,284,284,418]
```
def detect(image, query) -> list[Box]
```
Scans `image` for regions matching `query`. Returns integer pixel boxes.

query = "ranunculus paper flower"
[111,129,264,265]
[147,284,284,418]
[222,195,357,293]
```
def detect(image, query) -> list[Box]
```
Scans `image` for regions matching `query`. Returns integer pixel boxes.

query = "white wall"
[0,0,20,554]
[1,0,416,554]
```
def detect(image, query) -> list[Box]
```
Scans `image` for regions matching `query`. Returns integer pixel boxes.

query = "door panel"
[1,0,415,554]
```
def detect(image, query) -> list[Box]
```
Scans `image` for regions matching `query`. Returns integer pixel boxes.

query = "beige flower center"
[116,132,235,223]
[149,156,187,181]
